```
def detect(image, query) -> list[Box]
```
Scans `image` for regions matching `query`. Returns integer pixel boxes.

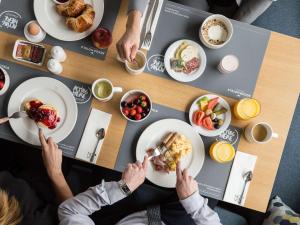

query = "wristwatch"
[118,179,132,196]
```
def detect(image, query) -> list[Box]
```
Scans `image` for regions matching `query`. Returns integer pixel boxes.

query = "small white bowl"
[0,67,10,96]
[199,14,233,49]
[52,0,70,4]
[120,90,152,123]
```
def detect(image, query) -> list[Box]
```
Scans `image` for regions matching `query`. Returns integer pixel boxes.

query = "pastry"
[24,99,60,129]
[56,0,86,17]
[66,4,95,33]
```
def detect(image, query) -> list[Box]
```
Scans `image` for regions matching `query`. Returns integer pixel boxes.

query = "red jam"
[26,100,60,129]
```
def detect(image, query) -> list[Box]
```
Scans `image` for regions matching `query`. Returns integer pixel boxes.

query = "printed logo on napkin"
[216,127,239,145]
[72,85,92,104]
[0,11,21,30]
[147,54,165,73]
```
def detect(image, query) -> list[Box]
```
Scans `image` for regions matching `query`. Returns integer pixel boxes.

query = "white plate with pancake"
[7,77,78,146]
[34,0,104,41]
[136,119,205,188]
[164,39,207,83]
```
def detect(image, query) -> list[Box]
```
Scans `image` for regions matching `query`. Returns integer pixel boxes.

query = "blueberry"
[141,112,147,118]
[121,101,127,108]
[212,118,218,123]
[214,123,220,129]
[145,108,150,113]
[133,98,140,105]
[127,102,134,108]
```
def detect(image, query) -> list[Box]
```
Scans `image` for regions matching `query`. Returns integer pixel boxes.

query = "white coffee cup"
[92,78,123,102]
[244,122,279,144]
[117,50,147,75]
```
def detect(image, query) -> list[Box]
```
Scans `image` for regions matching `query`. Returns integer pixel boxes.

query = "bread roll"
[56,0,85,17]
[66,4,95,33]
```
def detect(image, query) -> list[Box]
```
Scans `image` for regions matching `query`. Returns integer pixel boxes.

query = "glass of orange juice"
[233,98,261,120]
[209,141,235,163]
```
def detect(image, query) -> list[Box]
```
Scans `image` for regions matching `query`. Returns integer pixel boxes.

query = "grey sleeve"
[180,192,222,225]
[58,180,127,225]
[128,0,149,14]
[233,0,274,24]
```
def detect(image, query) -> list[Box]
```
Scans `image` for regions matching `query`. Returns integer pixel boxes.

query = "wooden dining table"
[0,0,300,213]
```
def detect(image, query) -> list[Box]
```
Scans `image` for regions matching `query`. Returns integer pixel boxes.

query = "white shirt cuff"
[180,192,205,214]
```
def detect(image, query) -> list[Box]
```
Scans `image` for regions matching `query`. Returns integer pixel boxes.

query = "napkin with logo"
[223,151,257,206]
[76,108,112,164]
[140,0,164,50]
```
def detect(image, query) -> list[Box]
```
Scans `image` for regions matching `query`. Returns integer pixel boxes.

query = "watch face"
[119,180,131,196]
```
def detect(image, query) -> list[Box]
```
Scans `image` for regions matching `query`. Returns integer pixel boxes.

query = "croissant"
[56,0,85,17]
[66,4,95,33]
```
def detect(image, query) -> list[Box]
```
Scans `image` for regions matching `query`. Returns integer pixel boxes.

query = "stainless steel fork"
[0,111,28,124]
[143,0,158,48]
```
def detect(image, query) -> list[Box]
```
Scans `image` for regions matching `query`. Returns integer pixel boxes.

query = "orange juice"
[233,98,261,120]
[209,141,235,163]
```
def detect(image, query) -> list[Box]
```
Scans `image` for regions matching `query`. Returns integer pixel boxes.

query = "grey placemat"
[0,0,121,60]
[115,103,242,200]
[0,59,92,158]
[145,1,270,99]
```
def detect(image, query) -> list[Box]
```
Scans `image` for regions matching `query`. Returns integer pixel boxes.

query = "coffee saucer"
[24,20,46,43]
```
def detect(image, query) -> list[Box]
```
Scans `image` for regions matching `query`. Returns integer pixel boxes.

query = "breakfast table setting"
[0,0,300,214]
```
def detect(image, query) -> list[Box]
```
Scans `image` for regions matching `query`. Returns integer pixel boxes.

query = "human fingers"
[182,169,189,180]
[142,155,148,170]
[130,45,138,62]
[39,129,47,147]
[123,43,131,62]
[176,161,183,180]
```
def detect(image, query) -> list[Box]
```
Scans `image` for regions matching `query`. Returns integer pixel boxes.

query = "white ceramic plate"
[7,77,78,145]
[34,0,104,41]
[164,39,207,82]
[189,94,231,137]
[136,119,205,188]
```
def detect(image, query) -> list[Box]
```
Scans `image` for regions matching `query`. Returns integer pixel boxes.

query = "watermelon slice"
[207,97,219,110]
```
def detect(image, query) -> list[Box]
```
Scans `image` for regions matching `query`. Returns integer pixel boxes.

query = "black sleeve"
[0,171,58,225]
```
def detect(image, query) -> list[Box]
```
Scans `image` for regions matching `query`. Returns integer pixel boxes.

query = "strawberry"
[136,106,143,114]
[135,113,142,120]
[0,81,4,90]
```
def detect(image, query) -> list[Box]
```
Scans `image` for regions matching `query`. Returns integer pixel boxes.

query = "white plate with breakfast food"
[189,94,231,137]
[136,119,205,188]
[7,77,78,145]
[164,39,206,83]
[34,0,104,41]
[199,14,233,49]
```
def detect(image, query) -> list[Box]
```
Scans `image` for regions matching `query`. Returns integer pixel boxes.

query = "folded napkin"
[75,108,112,164]
[223,151,257,206]
[140,0,164,50]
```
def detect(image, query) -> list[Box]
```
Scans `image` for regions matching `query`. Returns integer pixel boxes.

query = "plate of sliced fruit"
[189,94,231,137]
[164,39,207,82]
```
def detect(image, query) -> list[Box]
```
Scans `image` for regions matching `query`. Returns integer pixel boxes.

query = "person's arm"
[176,162,222,225]
[39,129,73,203]
[116,0,148,62]
[58,157,148,225]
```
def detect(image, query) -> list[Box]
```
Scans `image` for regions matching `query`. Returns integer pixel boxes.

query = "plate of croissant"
[34,0,104,41]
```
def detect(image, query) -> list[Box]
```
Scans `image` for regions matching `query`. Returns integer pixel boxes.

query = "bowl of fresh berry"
[0,67,10,96]
[120,90,152,122]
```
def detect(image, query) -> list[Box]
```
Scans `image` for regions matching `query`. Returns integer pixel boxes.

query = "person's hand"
[176,161,198,200]
[0,117,9,124]
[39,129,63,180]
[117,10,142,62]
[117,28,140,62]
[122,156,148,192]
